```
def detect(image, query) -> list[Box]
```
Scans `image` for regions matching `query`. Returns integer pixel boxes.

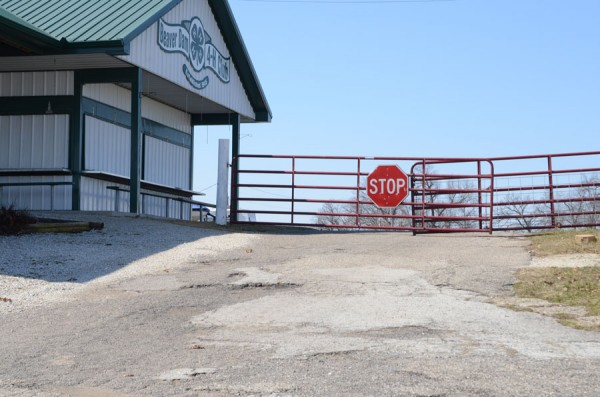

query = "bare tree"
[438,180,480,229]
[579,175,600,227]
[315,202,353,230]
[495,194,551,232]
[558,175,600,228]
[355,190,412,228]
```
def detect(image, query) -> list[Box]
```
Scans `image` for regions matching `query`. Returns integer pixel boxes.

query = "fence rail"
[231,151,600,233]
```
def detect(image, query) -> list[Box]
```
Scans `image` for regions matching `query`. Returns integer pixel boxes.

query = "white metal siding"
[80,177,129,212]
[144,135,190,188]
[79,177,190,219]
[84,116,131,177]
[82,83,192,134]
[119,0,255,119]
[0,115,69,169]
[142,192,191,219]
[142,194,163,217]
[0,71,74,96]
[83,84,131,112]
[142,96,191,134]
[0,175,72,210]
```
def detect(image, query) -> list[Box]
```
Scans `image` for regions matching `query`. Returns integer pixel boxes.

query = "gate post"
[477,161,483,230]
[411,167,416,235]
[547,156,556,228]
[291,157,296,224]
[356,158,361,227]
[230,114,241,223]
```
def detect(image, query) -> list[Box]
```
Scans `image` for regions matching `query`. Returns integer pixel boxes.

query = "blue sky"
[193,0,599,201]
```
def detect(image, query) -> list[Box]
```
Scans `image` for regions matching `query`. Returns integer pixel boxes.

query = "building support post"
[230,113,241,223]
[69,73,84,210]
[130,68,142,214]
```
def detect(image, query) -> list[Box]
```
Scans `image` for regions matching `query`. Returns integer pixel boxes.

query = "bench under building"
[0,0,271,219]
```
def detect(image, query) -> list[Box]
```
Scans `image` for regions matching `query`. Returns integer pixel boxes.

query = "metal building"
[0,0,271,219]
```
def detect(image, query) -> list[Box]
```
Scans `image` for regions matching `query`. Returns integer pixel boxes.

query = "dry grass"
[505,229,600,331]
[529,229,600,257]
[515,267,600,315]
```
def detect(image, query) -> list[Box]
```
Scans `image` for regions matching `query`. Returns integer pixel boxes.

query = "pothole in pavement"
[227,267,302,290]
[354,326,452,340]
[157,367,217,381]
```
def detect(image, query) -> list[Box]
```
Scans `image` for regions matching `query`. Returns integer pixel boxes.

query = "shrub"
[0,205,36,235]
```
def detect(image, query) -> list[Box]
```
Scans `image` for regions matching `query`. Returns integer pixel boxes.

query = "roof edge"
[61,38,127,55]
[121,0,183,46]
[0,8,61,54]
[208,0,272,122]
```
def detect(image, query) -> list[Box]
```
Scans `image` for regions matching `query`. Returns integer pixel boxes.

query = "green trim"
[0,96,76,115]
[122,0,182,46]
[143,120,191,148]
[130,67,142,214]
[82,171,199,198]
[82,97,192,149]
[254,111,271,123]
[0,169,71,177]
[0,13,126,55]
[0,95,191,149]
[0,11,61,54]
[208,0,272,122]
[1,2,273,123]
[75,68,139,84]
[61,40,127,55]
[191,113,236,126]
[0,1,181,55]
[70,72,84,210]
[81,97,131,128]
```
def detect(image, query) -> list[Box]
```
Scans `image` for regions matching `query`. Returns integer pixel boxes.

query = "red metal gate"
[231,151,600,233]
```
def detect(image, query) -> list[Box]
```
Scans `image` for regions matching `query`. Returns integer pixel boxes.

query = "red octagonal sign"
[367,165,409,208]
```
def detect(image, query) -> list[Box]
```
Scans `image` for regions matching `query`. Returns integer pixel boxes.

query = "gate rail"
[231,151,600,233]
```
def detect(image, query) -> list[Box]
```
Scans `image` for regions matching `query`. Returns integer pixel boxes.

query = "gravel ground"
[1,212,599,397]
[0,212,255,313]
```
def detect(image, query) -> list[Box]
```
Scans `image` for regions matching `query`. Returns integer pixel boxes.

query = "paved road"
[1,216,599,396]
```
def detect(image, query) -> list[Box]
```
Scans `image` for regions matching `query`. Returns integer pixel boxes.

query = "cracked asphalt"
[1,215,599,396]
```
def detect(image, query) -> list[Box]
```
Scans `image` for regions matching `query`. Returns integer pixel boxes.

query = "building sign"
[158,17,230,89]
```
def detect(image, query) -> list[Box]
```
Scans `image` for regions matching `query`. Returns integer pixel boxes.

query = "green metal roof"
[0,0,271,121]
[0,0,175,43]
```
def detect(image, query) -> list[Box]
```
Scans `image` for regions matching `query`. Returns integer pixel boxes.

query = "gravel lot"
[1,212,599,396]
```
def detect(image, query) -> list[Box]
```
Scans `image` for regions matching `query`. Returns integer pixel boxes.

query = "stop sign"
[366,165,409,208]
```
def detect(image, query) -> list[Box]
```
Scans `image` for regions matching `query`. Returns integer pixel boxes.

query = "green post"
[69,73,83,210]
[130,68,142,214]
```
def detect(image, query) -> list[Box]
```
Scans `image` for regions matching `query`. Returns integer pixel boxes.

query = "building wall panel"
[0,115,69,169]
[81,177,129,212]
[119,0,255,119]
[83,84,131,113]
[84,116,131,177]
[142,96,191,134]
[144,136,190,189]
[0,175,72,210]
[142,193,191,219]
[0,71,74,96]
[83,83,192,134]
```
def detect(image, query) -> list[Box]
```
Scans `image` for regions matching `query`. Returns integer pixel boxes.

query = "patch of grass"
[0,205,36,235]
[529,229,600,257]
[514,267,600,316]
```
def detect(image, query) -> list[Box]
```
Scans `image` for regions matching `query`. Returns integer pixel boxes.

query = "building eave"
[208,0,272,122]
